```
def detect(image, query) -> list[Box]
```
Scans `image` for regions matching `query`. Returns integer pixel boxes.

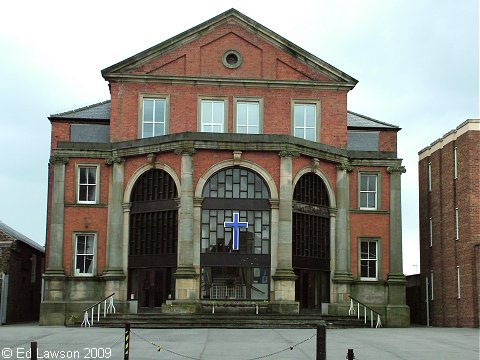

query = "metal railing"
[348,296,383,328]
[81,293,116,327]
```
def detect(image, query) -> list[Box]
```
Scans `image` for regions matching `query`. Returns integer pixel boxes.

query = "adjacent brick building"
[418,119,480,327]
[0,221,45,324]
[40,9,409,326]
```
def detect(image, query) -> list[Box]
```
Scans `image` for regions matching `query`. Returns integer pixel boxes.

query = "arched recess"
[127,167,179,311]
[199,166,272,300]
[292,170,332,310]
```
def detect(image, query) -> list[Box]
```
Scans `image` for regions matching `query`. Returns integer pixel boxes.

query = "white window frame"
[428,161,432,192]
[454,146,458,179]
[234,98,263,134]
[359,173,379,210]
[74,233,96,276]
[360,239,378,281]
[291,100,320,142]
[455,207,459,240]
[198,98,227,133]
[139,95,169,138]
[77,165,99,204]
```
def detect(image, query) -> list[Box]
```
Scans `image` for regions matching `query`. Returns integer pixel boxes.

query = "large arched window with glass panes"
[200,167,271,300]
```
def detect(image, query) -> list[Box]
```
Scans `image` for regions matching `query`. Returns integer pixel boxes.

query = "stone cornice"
[102,74,356,91]
[49,156,69,165]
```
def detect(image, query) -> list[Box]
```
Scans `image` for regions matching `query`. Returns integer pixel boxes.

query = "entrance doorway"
[128,169,178,311]
[292,172,331,310]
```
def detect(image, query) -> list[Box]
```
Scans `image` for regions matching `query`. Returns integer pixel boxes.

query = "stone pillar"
[271,150,298,313]
[103,157,126,300]
[331,162,353,313]
[173,146,198,308]
[40,156,68,325]
[386,165,409,327]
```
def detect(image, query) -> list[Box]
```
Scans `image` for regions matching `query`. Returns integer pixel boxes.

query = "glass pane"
[79,168,87,184]
[154,100,165,122]
[294,128,304,138]
[76,255,84,272]
[85,255,93,273]
[203,124,212,132]
[249,103,259,124]
[305,105,315,127]
[143,123,153,137]
[77,237,86,253]
[237,125,247,134]
[202,101,212,124]
[305,128,315,141]
[367,193,376,208]
[213,101,224,124]
[87,168,96,184]
[154,123,165,136]
[294,105,304,126]
[79,186,87,202]
[249,125,259,134]
[368,261,376,278]
[360,175,368,191]
[143,100,154,122]
[361,262,368,277]
[87,185,96,202]
[212,125,222,133]
[369,242,376,258]
[361,242,368,258]
[86,236,93,253]
[237,103,247,126]
[368,176,377,191]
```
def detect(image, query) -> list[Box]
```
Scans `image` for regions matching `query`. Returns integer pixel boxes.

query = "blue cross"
[224,212,248,251]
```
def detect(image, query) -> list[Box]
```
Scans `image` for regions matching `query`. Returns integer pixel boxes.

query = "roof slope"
[49,100,110,121]
[0,220,45,253]
[101,8,358,87]
[347,111,399,130]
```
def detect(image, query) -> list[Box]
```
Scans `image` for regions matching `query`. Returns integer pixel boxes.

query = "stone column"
[271,150,298,313]
[386,165,409,326]
[45,156,68,276]
[331,162,353,313]
[40,156,68,325]
[103,157,126,277]
[173,146,198,307]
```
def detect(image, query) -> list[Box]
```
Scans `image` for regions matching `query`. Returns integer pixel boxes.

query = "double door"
[130,268,173,310]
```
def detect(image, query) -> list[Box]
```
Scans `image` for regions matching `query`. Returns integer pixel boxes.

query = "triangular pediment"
[102,9,357,87]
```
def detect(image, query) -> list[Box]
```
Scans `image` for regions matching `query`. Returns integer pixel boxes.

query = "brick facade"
[40,9,408,326]
[418,119,480,327]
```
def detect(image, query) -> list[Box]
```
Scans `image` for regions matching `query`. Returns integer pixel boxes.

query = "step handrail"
[81,293,116,327]
[348,295,383,328]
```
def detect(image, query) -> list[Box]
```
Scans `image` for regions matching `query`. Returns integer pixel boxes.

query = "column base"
[102,267,126,279]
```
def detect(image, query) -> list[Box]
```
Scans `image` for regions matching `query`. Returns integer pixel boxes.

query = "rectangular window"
[456,266,461,299]
[293,103,317,141]
[359,173,378,210]
[428,161,432,192]
[78,166,98,203]
[455,207,459,240]
[236,101,260,134]
[360,240,378,280]
[454,146,458,179]
[75,234,95,276]
[142,98,166,138]
[429,217,433,247]
[200,99,226,133]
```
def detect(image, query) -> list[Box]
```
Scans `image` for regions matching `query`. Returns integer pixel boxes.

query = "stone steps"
[79,313,370,329]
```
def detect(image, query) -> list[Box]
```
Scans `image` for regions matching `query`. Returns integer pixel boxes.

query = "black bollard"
[347,348,355,360]
[31,341,38,360]
[316,325,326,360]
[124,323,131,360]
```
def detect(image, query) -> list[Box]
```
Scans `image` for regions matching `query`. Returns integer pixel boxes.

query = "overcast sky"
[0,0,478,275]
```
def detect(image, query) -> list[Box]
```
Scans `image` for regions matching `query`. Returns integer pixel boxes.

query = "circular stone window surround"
[222,49,243,69]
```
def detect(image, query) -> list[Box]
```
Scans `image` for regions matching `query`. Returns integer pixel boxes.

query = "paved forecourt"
[0,324,478,360]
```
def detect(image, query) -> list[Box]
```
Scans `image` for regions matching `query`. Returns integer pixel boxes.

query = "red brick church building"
[40,9,408,326]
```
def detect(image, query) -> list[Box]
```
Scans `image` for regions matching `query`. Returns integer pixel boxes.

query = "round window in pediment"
[222,50,242,69]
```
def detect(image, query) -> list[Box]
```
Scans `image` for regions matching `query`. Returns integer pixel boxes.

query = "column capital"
[49,156,69,165]
[387,166,406,174]
[174,145,196,156]
[278,147,300,158]
[104,156,125,166]
[336,161,352,172]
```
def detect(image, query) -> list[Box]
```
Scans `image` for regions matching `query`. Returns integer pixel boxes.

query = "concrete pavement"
[0,324,478,359]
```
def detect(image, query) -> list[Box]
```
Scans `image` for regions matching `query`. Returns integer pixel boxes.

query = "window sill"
[350,209,389,214]
[65,203,108,208]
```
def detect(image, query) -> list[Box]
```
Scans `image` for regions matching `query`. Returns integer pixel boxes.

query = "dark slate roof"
[49,100,110,121]
[0,220,45,253]
[347,111,399,130]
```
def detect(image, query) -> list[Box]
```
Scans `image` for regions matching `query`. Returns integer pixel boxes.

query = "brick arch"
[292,167,336,209]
